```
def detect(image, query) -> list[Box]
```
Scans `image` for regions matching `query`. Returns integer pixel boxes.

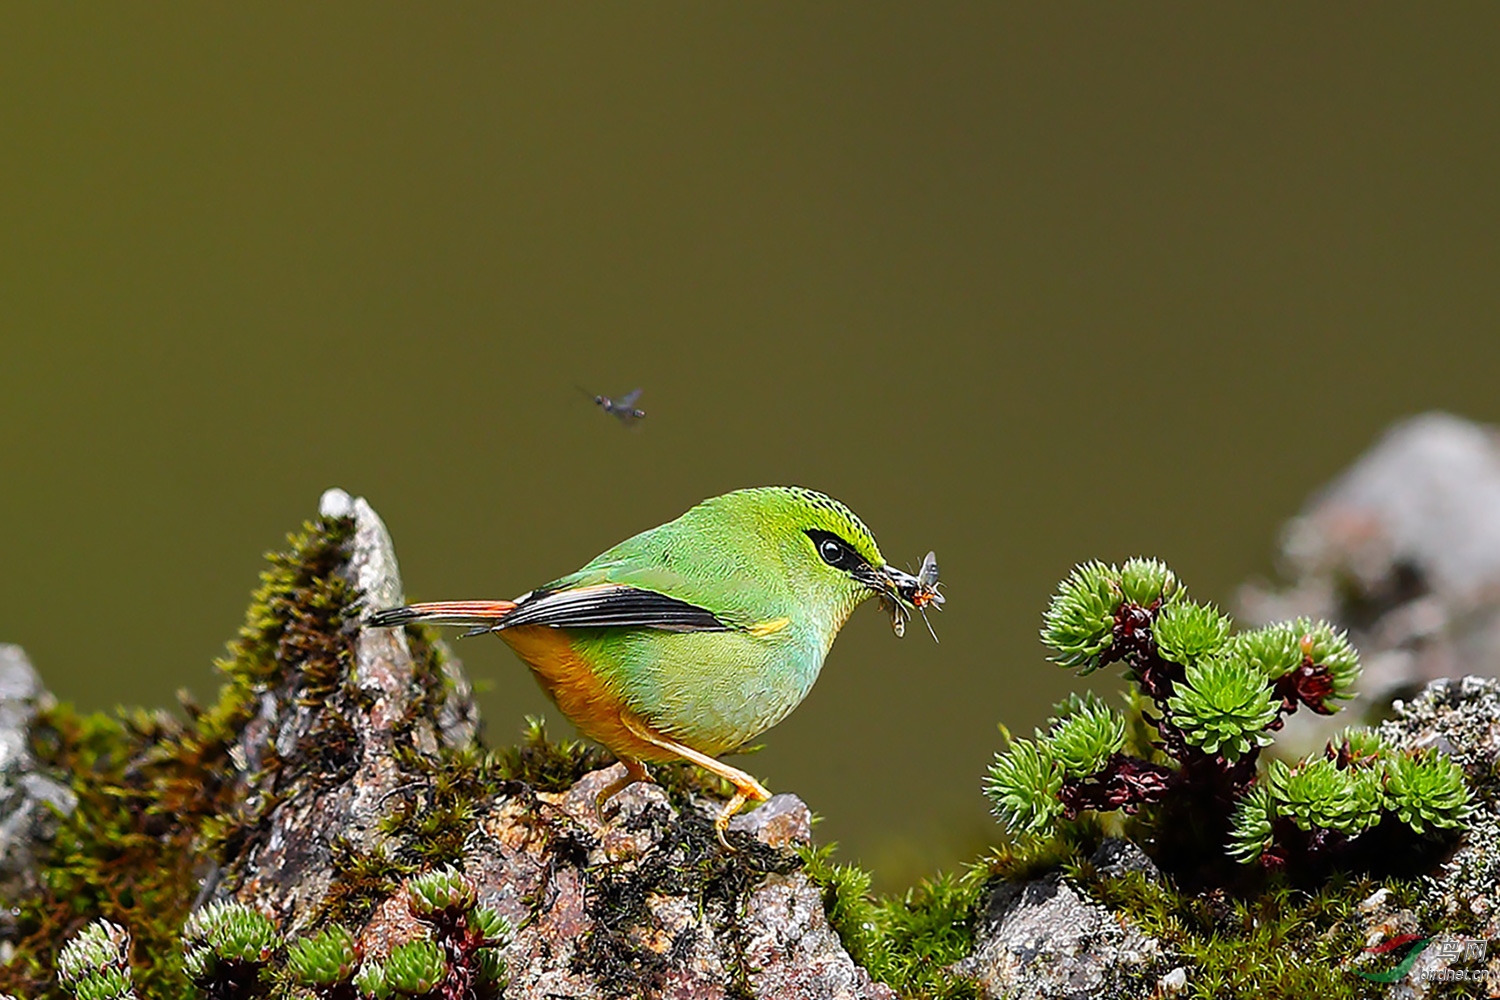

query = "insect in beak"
[870,552,944,642]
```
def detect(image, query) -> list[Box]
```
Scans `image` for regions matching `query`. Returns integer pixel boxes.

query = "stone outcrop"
[1240,412,1500,750]
[0,644,76,939]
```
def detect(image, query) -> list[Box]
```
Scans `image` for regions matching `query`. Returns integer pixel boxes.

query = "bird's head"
[728,487,918,630]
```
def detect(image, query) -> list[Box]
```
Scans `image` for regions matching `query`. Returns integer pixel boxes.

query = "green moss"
[1082,869,1383,1000]
[0,517,357,1000]
[380,744,491,867]
[800,844,982,1000]
[4,704,201,999]
[320,839,418,930]
[488,715,613,792]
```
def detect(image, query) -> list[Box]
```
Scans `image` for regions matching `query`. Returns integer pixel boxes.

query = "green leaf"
[286,925,360,987]
[1326,726,1391,766]
[1046,694,1126,778]
[1386,750,1471,834]
[476,947,507,986]
[984,738,1065,834]
[1154,601,1233,666]
[406,864,477,919]
[73,968,135,1000]
[469,906,511,947]
[57,920,131,987]
[1227,783,1275,864]
[1040,561,1118,671]
[1266,758,1380,834]
[1227,623,1301,679]
[1166,655,1278,761]
[1117,557,1183,607]
[1292,618,1361,697]
[354,961,391,1000]
[385,939,448,996]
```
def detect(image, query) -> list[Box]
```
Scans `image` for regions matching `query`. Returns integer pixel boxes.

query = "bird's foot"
[594,758,654,823]
[713,775,772,850]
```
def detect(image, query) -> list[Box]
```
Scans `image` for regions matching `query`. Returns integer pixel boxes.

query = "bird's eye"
[806,528,865,573]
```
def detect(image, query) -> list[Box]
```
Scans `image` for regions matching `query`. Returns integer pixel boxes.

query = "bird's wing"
[496,583,731,632]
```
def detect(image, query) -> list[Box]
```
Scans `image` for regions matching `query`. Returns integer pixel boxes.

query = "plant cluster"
[985,559,1473,881]
[285,925,361,996]
[56,920,136,1000]
[351,866,510,1000]
[180,901,279,1000]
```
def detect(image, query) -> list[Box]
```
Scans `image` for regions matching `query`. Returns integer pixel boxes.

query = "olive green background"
[4,6,1499,887]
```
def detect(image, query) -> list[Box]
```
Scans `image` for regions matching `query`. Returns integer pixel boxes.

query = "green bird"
[366,486,930,842]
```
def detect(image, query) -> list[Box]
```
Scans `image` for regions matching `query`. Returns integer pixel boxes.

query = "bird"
[365,486,927,844]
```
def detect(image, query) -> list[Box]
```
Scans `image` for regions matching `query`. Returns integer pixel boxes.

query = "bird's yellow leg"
[594,757,654,817]
[620,713,770,848]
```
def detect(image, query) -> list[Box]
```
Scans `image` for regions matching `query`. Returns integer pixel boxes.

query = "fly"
[881,551,944,642]
[581,386,646,426]
[903,551,944,642]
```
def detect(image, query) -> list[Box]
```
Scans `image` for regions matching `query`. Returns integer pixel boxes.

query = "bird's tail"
[366,600,518,635]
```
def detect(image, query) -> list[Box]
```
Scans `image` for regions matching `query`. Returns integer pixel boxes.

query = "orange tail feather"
[365,600,518,631]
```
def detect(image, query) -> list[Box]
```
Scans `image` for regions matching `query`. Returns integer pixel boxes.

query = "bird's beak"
[857,563,919,608]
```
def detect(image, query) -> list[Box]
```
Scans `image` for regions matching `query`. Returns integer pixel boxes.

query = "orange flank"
[499,624,674,763]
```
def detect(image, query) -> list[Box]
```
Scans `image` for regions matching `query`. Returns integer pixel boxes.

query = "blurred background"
[3,6,1499,889]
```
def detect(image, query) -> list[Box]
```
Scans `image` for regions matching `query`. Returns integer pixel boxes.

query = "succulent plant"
[406,865,477,920]
[1226,783,1275,864]
[1046,695,1126,779]
[1228,623,1301,680]
[984,737,1064,834]
[72,968,135,1000]
[383,939,448,996]
[352,961,391,1000]
[475,947,506,986]
[1166,655,1279,761]
[1116,557,1182,608]
[1326,726,1391,767]
[1266,758,1381,834]
[1385,749,1471,833]
[1292,618,1361,694]
[1040,561,1120,671]
[286,924,360,987]
[180,899,278,992]
[1003,557,1477,880]
[468,906,511,947]
[1153,601,1232,667]
[57,920,135,1000]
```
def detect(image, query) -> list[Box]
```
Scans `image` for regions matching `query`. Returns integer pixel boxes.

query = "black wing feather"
[494,585,731,633]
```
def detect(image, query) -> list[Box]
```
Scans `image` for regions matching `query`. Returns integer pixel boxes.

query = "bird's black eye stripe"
[805,529,867,572]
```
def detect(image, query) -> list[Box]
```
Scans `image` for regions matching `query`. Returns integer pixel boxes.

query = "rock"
[0,644,76,928]
[1361,677,1500,998]
[730,792,814,848]
[1157,966,1187,994]
[427,770,893,999]
[195,491,893,998]
[954,839,1165,1000]
[1239,413,1500,750]
[211,490,479,933]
